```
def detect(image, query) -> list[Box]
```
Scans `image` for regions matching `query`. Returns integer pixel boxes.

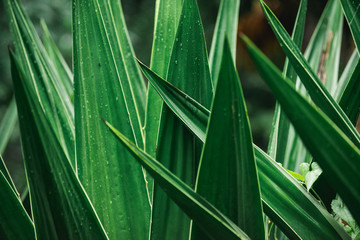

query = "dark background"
[0,0,353,192]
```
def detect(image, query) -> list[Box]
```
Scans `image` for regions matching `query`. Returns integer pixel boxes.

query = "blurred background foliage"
[0,0,354,192]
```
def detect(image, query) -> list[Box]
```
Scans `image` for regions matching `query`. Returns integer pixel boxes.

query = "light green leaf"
[5,0,75,168]
[11,51,108,239]
[339,0,360,53]
[72,0,150,238]
[260,0,360,149]
[145,0,184,158]
[40,20,73,99]
[299,162,323,192]
[243,34,360,225]
[191,41,264,240]
[268,0,307,165]
[209,0,240,85]
[0,171,34,240]
[0,98,17,155]
[336,50,359,101]
[104,120,250,240]
[140,60,349,240]
[150,0,212,239]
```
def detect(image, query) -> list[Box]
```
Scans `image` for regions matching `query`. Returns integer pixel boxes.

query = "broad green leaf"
[145,0,184,158]
[339,0,360,53]
[268,0,307,164]
[299,162,322,192]
[40,20,73,99]
[5,0,75,168]
[11,51,108,239]
[260,0,360,149]
[140,61,349,240]
[0,171,34,240]
[243,34,360,225]
[73,0,150,238]
[191,42,264,240]
[150,0,213,239]
[104,120,250,240]
[338,59,360,125]
[208,0,240,85]
[336,50,359,101]
[0,98,17,155]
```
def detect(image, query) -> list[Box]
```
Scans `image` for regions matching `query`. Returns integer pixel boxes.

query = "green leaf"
[243,34,360,225]
[260,0,360,149]
[40,20,73,99]
[339,0,360,53]
[5,0,75,168]
[299,162,322,192]
[0,153,17,195]
[11,51,108,239]
[0,98,17,155]
[208,0,240,85]
[72,0,150,238]
[332,196,360,238]
[191,42,265,240]
[138,60,209,142]
[338,59,360,125]
[104,120,250,240]
[150,0,213,239]
[0,171,35,240]
[336,50,359,101]
[140,60,349,240]
[268,0,307,164]
[145,0,184,158]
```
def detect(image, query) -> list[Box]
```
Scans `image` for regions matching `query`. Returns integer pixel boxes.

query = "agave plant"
[1,0,360,239]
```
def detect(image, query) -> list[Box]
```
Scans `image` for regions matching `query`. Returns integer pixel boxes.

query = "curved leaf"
[339,0,360,53]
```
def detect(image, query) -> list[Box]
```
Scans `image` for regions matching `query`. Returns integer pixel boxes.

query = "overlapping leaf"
[260,0,360,149]
[11,50,108,239]
[0,171,34,240]
[208,0,240,85]
[150,0,212,239]
[73,0,150,238]
[139,54,349,240]
[191,42,264,240]
[339,0,360,53]
[104,120,250,240]
[243,34,360,225]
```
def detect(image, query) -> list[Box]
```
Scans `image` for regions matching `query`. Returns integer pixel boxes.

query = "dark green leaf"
[339,0,360,53]
[243,34,360,225]
[145,0,184,158]
[73,0,150,238]
[0,171,35,240]
[0,98,17,155]
[104,120,250,240]
[260,0,360,149]
[150,0,213,239]
[140,58,349,240]
[11,51,108,239]
[191,42,264,240]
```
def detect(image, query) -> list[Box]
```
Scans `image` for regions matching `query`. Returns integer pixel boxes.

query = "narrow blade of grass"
[243,34,360,225]
[0,98,17,155]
